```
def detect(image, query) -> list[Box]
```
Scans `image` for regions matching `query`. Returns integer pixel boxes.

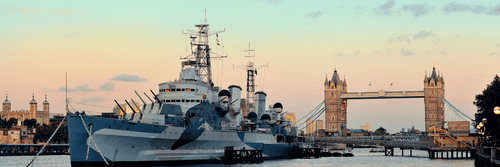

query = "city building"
[316,119,324,131]
[360,122,370,132]
[112,101,143,117]
[1,92,50,125]
[447,121,470,136]
[284,112,296,125]
[0,125,35,144]
[306,119,316,135]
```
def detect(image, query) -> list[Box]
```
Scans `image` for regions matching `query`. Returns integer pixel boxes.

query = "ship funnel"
[273,102,283,120]
[255,91,267,119]
[228,85,242,113]
[218,89,231,104]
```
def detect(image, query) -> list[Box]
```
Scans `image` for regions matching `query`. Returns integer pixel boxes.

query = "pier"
[223,146,263,164]
[0,144,69,156]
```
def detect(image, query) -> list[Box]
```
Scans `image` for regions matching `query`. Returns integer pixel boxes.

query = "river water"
[1,148,473,167]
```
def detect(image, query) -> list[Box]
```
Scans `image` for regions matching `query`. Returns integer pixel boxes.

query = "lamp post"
[494,106,500,115]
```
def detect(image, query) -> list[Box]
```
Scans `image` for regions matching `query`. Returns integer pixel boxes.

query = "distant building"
[349,129,366,136]
[112,101,143,117]
[306,120,316,135]
[284,113,296,125]
[374,127,387,136]
[360,122,370,132]
[447,121,470,136]
[0,125,35,144]
[1,92,50,125]
[317,119,324,130]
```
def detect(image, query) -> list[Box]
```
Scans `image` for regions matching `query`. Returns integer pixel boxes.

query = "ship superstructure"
[67,16,310,167]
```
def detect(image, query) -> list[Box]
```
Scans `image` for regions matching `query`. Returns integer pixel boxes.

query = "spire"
[433,62,435,68]
[324,74,328,85]
[29,91,37,104]
[424,70,428,80]
[334,65,337,72]
[43,92,49,105]
[3,91,10,105]
[332,67,340,86]
[431,63,438,81]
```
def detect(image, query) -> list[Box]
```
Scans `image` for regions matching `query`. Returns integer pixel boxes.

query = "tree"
[6,118,18,128]
[474,75,500,136]
[34,121,68,144]
[23,119,37,128]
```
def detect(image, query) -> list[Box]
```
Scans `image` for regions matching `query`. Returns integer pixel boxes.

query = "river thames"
[2,148,473,167]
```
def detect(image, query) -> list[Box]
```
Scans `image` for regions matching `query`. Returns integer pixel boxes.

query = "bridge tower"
[324,67,347,135]
[424,63,445,132]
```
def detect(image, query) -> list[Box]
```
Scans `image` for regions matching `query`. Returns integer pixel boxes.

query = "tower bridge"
[324,64,445,133]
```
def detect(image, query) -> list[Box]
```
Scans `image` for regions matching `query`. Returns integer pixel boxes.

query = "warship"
[67,18,312,166]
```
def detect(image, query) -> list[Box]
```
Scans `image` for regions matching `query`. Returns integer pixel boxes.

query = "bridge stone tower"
[424,64,445,132]
[324,67,347,135]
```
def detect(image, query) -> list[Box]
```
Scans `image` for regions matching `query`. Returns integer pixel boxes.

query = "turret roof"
[43,93,49,105]
[29,92,37,104]
[3,92,10,105]
[331,68,340,86]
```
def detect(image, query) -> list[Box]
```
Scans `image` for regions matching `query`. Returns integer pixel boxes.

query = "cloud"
[375,0,396,16]
[336,51,360,57]
[40,87,56,92]
[389,34,412,45]
[486,4,500,15]
[98,82,115,91]
[111,73,147,82]
[81,97,104,104]
[58,84,95,92]
[305,11,324,18]
[442,2,485,14]
[402,3,430,17]
[401,48,414,56]
[413,31,432,39]
[442,2,500,15]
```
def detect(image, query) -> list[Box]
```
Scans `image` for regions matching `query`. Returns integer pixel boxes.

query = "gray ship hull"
[68,114,308,166]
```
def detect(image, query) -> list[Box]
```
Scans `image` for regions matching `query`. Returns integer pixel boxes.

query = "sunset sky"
[1,0,499,132]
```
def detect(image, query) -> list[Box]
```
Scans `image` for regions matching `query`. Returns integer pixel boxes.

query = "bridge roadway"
[340,90,425,99]
[308,136,432,150]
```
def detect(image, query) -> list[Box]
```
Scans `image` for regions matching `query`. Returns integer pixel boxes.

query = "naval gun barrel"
[150,90,160,103]
[134,91,146,104]
[143,92,154,103]
[114,100,127,119]
[124,100,137,114]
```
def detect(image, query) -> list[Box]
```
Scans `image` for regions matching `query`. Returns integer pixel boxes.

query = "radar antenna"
[181,9,226,87]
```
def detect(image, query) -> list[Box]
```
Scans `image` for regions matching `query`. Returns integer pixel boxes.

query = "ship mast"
[235,43,268,116]
[181,9,226,87]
